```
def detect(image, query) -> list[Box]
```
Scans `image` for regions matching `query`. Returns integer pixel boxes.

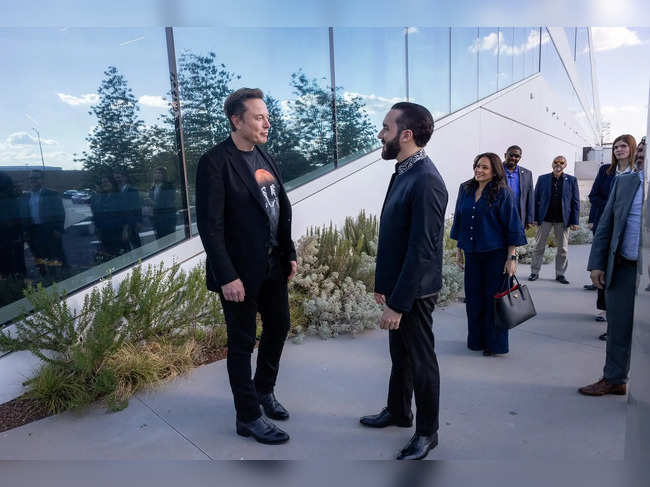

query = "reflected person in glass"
[91,174,125,262]
[114,170,143,251]
[0,171,27,280]
[451,153,526,356]
[149,166,177,239]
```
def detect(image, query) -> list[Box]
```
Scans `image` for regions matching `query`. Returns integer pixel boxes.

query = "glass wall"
[478,27,498,99]
[0,28,185,324]
[564,27,577,60]
[333,28,405,166]
[0,26,543,326]
[575,27,596,123]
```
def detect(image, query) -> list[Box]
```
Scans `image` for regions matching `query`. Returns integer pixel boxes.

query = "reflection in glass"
[478,27,498,99]
[408,27,450,119]
[513,28,528,83]
[0,28,186,325]
[525,28,541,78]
[173,28,336,200]
[497,27,514,90]
[451,28,479,111]
[564,27,577,60]
[334,28,405,164]
[576,27,596,123]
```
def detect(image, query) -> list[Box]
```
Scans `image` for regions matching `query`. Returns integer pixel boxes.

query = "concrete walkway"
[0,245,629,460]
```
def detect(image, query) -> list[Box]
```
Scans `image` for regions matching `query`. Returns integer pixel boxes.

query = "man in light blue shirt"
[580,138,645,396]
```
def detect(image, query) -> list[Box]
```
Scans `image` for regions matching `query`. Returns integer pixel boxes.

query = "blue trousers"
[464,248,509,354]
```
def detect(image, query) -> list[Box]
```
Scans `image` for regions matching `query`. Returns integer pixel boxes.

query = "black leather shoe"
[360,408,413,428]
[259,393,290,420]
[396,433,438,460]
[482,350,493,356]
[594,315,606,322]
[236,417,289,444]
[598,332,607,341]
[528,273,538,281]
[556,275,570,284]
[584,284,597,291]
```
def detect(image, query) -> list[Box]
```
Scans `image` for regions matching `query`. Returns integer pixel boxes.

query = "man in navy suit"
[360,102,448,460]
[529,156,580,284]
[503,145,534,229]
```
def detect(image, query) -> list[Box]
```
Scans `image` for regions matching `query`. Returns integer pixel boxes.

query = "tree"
[263,94,311,182]
[334,90,377,161]
[172,51,239,180]
[75,66,144,178]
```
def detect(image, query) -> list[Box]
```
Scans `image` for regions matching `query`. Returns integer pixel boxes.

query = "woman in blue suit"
[451,153,527,356]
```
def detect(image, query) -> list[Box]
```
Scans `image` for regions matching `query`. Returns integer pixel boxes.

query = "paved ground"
[0,245,630,460]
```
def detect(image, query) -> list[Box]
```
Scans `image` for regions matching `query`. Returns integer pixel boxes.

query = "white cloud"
[6,131,57,146]
[138,95,168,108]
[57,93,99,106]
[591,27,642,52]
[343,91,404,116]
[406,27,419,34]
[470,28,547,56]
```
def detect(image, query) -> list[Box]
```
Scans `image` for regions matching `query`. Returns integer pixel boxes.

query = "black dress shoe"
[598,332,607,341]
[396,433,438,460]
[528,273,538,281]
[360,408,413,428]
[584,284,597,291]
[594,315,606,322]
[556,275,570,284]
[259,392,290,420]
[236,417,289,444]
[482,350,493,356]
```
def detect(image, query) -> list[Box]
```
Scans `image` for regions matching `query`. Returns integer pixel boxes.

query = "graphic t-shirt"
[240,148,280,247]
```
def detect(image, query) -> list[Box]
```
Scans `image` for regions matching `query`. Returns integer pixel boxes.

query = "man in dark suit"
[149,167,177,239]
[114,170,143,251]
[503,145,534,229]
[25,170,66,275]
[360,102,448,460]
[529,156,580,284]
[579,141,645,396]
[196,88,297,445]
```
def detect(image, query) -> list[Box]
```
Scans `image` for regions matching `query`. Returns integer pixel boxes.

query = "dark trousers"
[219,252,290,422]
[387,296,439,436]
[604,255,637,384]
[464,248,509,354]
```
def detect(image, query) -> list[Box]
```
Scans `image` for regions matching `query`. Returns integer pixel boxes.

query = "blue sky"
[0,25,647,169]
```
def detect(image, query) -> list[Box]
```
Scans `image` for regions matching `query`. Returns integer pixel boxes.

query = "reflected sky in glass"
[450,28,478,112]
[408,27,450,119]
[478,27,498,99]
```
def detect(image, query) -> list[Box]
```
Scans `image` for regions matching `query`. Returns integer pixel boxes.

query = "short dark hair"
[224,88,264,131]
[390,102,434,147]
[506,145,522,154]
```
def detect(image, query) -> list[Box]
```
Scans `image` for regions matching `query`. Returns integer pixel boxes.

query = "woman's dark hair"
[462,152,508,204]
[99,173,118,193]
[607,134,637,175]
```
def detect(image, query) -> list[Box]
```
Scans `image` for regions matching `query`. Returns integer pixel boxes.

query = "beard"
[505,160,517,169]
[381,134,401,160]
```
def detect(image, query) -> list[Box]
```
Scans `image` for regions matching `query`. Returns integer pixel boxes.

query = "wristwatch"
[509,255,517,261]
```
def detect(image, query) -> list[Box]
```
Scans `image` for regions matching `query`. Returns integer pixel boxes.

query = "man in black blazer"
[360,102,448,460]
[529,156,580,284]
[503,145,534,229]
[196,88,297,445]
[25,169,66,275]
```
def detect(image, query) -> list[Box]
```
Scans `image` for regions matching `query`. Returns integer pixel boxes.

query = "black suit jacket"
[196,136,296,294]
[374,156,448,313]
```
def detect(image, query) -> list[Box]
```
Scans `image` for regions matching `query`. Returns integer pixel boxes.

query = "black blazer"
[374,156,448,313]
[516,165,534,227]
[196,136,296,294]
[587,164,615,233]
[534,172,580,228]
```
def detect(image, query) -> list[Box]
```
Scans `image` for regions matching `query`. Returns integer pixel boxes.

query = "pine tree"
[75,66,144,177]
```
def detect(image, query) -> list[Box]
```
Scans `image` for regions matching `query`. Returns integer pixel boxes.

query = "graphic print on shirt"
[254,169,279,221]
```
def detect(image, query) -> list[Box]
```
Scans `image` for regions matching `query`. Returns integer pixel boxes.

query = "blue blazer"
[374,156,448,313]
[587,164,615,233]
[534,173,580,228]
[450,184,527,253]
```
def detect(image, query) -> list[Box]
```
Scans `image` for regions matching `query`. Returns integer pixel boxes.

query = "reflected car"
[63,189,78,199]
[71,190,92,204]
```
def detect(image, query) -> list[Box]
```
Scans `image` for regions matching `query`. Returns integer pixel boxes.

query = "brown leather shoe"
[578,378,626,396]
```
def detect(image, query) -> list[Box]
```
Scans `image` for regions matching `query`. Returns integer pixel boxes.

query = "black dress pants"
[219,252,291,422]
[387,296,439,436]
